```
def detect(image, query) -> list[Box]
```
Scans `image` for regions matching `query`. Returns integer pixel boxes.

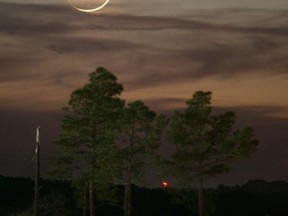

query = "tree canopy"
[167,91,259,216]
[49,67,124,216]
[116,100,167,216]
[49,68,259,216]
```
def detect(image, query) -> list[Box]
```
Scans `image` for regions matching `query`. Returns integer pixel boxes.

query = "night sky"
[0,0,287,187]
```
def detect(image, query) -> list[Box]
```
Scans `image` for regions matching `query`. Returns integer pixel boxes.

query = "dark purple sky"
[0,0,287,187]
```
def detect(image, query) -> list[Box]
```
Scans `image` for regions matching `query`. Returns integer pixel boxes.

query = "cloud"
[0,2,287,112]
[2,2,288,35]
[48,36,141,54]
[0,4,64,35]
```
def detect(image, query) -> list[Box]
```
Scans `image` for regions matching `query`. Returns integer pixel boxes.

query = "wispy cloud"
[0,2,287,113]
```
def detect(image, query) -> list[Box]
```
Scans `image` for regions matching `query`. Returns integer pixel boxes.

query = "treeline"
[1,176,288,216]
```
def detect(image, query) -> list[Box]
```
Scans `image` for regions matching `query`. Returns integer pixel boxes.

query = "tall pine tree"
[117,100,167,216]
[168,91,259,216]
[49,67,124,216]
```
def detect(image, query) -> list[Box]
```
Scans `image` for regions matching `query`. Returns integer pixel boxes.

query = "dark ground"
[1,176,288,216]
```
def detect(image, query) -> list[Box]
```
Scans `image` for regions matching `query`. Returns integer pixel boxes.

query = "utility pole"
[34,126,40,216]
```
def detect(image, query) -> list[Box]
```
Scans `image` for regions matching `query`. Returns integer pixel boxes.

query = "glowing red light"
[162,180,169,188]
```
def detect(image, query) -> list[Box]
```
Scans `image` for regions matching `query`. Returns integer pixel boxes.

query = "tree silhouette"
[117,100,167,216]
[168,91,259,216]
[49,67,124,216]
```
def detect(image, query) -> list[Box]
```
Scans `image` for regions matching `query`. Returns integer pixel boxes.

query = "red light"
[162,181,169,188]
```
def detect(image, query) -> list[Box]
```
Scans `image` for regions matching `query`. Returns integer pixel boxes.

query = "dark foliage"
[0,176,34,215]
[1,176,288,216]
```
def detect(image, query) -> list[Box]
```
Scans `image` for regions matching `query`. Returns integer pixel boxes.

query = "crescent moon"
[68,0,110,12]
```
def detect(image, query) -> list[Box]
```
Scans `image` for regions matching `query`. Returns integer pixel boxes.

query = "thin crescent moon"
[68,0,110,12]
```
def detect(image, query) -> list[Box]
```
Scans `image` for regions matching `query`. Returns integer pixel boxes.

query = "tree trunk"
[198,176,204,216]
[83,182,87,216]
[124,164,132,216]
[89,180,95,216]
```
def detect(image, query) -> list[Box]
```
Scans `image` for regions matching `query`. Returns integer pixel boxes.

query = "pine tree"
[168,91,259,216]
[49,67,124,216]
[117,100,167,216]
